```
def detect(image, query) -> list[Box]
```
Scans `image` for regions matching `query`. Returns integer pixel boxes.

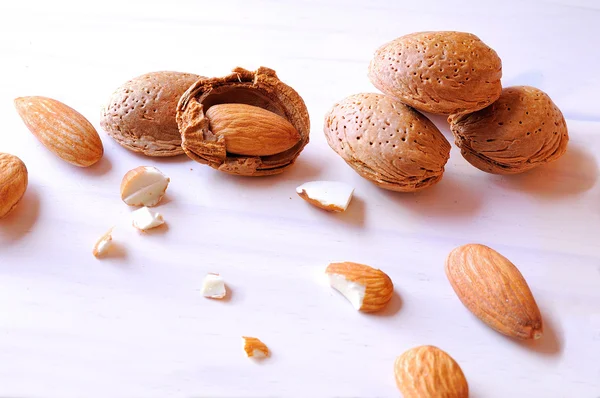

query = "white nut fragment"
[242,336,269,359]
[296,181,354,212]
[92,227,114,258]
[201,273,227,299]
[327,273,367,311]
[131,207,164,231]
[120,166,170,207]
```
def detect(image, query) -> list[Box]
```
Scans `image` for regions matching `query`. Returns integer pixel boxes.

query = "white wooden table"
[1,1,599,397]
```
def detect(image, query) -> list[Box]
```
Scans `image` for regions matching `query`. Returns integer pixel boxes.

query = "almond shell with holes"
[176,67,310,176]
[449,86,568,174]
[324,93,450,192]
[101,71,202,157]
[368,31,502,115]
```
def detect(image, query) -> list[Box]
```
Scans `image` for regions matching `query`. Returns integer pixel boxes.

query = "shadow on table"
[206,155,324,190]
[381,172,483,218]
[0,185,41,241]
[80,155,113,177]
[491,145,598,198]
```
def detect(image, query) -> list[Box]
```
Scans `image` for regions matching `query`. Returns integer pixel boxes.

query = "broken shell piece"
[131,207,164,231]
[326,262,393,313]
[296,181,354,212]
[120,166,170,207]
[201,273,227,299]
[92,227,114,258]
[242,336,269,359]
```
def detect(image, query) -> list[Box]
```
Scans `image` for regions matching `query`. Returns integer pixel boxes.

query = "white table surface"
[1,0,599,397]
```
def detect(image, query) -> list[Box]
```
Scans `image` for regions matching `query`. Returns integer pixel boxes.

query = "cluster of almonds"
[324,31,569,191]
[0,30,565,396]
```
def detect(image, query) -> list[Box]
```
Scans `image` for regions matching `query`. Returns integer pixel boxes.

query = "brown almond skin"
[324,93,450,192]
[101,71,202,157]
[394,345,469,398]
[15,97,103,167]
[205,104,300,156]
[177,67,310,176]
[445,243,543,340]
[449,86,568,174]
[369,31,502,115]
[0,153,28,218]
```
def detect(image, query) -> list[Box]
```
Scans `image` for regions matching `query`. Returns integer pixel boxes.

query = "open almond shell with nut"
[176,67,310,176]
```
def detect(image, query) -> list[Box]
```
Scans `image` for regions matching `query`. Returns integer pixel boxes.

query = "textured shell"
[177,67,310,176]
[15,97,103,167]
[368,31,502,114]
[449,86,568,174]
[0,153,28,218]
[101,71,201,157]
[326,262,393,312]
[324,93,450,192]
[394,345,469,398]
[445,244,543,340]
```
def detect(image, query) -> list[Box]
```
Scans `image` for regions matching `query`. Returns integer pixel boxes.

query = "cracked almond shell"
[324,93,450,192]
[176,67,310,176]
[368,31,502,115]
[449,86,568,174]
[101,71,202,157]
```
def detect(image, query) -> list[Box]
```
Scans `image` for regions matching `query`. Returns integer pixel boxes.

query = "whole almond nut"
[324,93,450,192]
[394,345,469,398]
[101,71,202,157]
[177,67,310,176]
[326,261,393,312]
[449,86,569,174]
[445,243,543,340]
[369,31,502,115]
[14,96,103,167]
[0,153,28,218]
[205,103,300,156]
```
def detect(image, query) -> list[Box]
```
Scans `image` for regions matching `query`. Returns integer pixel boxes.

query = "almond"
[296,180,354,212]
[326,262,393,312]
[445,243,543,340]
[92,227,114,258]
[14,96,103,167]
[205,103,300,157]
[394,345,469,398]
[120,166,170,207]
[242,336,269,358]
[0,153,28,218]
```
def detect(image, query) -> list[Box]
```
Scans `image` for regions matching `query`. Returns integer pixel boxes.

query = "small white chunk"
[296,181,354,212]
[252,349,267,359]
[328,273,366,310]
[201,273,227,299]
[131,207,164,231]
[121,166,170,207]
[92,227,114,258]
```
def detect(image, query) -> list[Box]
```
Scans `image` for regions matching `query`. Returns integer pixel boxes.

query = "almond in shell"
[445,243,543,340]
[324,93,450,192]
[369,31,502,115]
[101,71,202,157]
[449,86,568,174]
